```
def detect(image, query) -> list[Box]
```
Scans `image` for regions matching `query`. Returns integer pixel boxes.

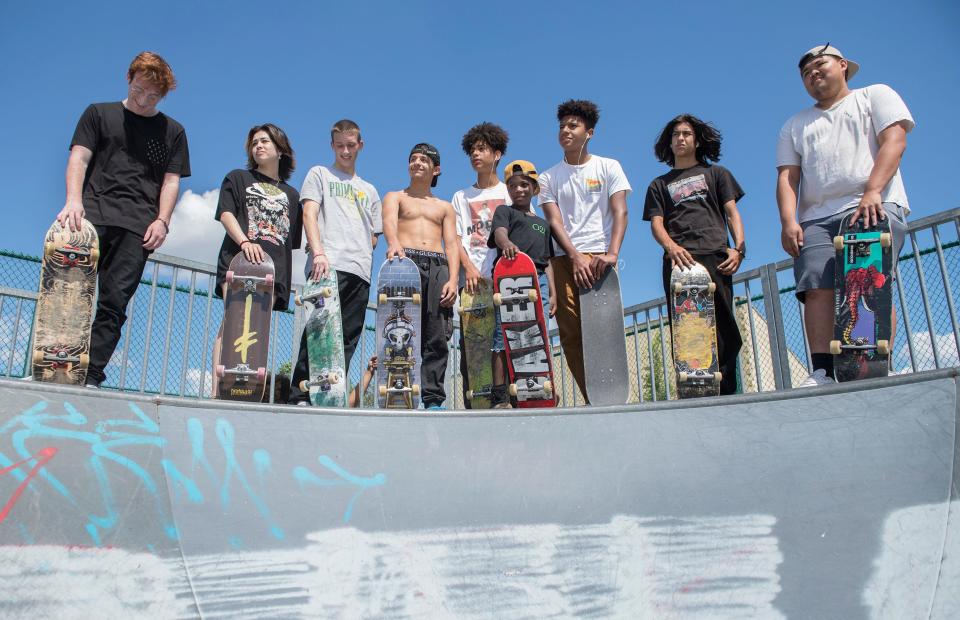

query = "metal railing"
[3,207,960,406]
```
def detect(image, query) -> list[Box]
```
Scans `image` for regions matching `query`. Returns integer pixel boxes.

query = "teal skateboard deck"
[296,273,347,407]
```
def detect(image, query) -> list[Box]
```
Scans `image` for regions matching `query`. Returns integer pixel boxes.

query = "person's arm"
[458,242,481,293]
[57,145,93,231]
[650,215,695,269]
[143,172,180,250]
[852,121,910,227]
[381,192,405,259]
[440,203,459,307]
[349,356,378,407]
[220,211,265,263]
[493,226,519,259]
[301,199,329,280]
[545,261,557,317]
[591,190,628,278]
[543,201,595,288]
[776,165,803,258]
[716,200,746,275]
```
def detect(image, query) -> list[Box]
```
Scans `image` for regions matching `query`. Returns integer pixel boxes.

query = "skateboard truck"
[493,289,538,306]
[216,363,267,383]
[678,370,722,385]
[226,270,274,292]
[295,287,334,306]
[829,339,890,355]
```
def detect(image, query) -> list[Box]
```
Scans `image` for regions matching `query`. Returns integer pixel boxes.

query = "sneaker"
[796,369,834,388]
[426,404,446,411]
[493,403,513,409]
[295,401,309,407]
[84,380,101,389]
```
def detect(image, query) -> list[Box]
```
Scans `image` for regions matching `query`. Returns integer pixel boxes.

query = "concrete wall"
[0,371,957,618]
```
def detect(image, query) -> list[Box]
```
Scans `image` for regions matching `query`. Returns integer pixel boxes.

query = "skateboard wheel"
[678,371,688,383]
[225,270,234,284]
[32,350,44,366]
[543,381,553,395]
[379,386,387,397]
[493,293,503,306]
[299,380,310,392]
[265,274,274,286]
[880,233,892,249]
[412,293,421,305]
[877,340,890,355]
[294,295,303,306]
[508,384,518,397]
[43,243,56,259]
[215,364,226,378]
[527,289,538,302]
[256,367,266,382]
[79,353,89,367]
[707,282,716,294]
[328,372,340,384]
[833,236,845,252]
[458,307,465,317]
[412,384,421,396]
[378,293,387,304]
[466,389,474,399]
[829,340,842,355]
[713,372,722,385]
[673,281,682,294]
[321,287,333,297]
[90,247,100,263]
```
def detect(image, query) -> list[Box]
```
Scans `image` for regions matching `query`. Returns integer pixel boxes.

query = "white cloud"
[161,188,306,286]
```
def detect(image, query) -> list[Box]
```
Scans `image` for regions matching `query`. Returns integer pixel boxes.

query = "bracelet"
[156,217,169,233]
[240,240,251,247]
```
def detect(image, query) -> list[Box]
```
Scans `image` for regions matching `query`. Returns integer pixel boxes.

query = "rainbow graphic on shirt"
[586,178,602,193]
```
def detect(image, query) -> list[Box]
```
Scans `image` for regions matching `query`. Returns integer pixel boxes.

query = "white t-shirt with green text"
[300,165,382,282]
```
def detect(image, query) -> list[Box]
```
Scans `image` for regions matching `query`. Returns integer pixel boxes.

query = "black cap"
[410,143,441,187]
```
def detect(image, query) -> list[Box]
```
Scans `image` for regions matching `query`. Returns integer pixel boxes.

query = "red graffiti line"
[0,447,58,523]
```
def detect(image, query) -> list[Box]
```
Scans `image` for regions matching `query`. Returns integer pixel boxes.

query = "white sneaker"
[797,369,834,388]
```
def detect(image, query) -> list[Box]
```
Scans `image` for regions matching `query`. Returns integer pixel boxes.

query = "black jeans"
[662,251,743,396]
[87,226,151,386]
[405,249,453,407]
[289,270,370,404]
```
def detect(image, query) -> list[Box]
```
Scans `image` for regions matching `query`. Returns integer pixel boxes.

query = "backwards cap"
[798,43,860,81]
[410,143,441,187]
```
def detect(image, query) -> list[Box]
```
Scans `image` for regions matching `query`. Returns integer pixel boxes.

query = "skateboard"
[216,252,275,401]
[492,252,555,407]
[580,266,629,405]
[831,213,894,382]
[670,262,721,398]
[375,257,422,409]
[459,280,495,408]
[32,219,99,384]
[295,273,346,407]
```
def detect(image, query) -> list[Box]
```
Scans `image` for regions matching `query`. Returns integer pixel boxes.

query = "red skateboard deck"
[492,252,555,407]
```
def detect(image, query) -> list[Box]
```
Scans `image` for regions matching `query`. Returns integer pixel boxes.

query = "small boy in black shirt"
[487,160,555,407]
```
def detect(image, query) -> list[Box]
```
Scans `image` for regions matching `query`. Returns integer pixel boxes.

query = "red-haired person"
[55,51,190,388]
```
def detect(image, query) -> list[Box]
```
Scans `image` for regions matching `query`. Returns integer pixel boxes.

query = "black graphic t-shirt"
[487,206,554,273]
[642,164,744,254]
[214,169,302,310]
[70,102,191,235]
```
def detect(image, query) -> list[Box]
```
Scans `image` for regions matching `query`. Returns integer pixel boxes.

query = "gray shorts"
[793,203,907,302]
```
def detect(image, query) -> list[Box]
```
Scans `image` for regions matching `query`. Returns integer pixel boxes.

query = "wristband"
[240,240,251,247]
[156,217,169,233]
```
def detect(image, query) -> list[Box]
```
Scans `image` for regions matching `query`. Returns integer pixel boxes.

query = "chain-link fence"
[4,207,960,406]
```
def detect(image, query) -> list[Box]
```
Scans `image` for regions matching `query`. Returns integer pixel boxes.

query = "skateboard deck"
[295,273,346,407]
[670,262,721,399]
[32,219,99,385]
[831,213,894,382]
[493,252,555,408]
[217,252,274,401]
[580,267,629,405]
[375,257,422,409]
[459,280,495,408]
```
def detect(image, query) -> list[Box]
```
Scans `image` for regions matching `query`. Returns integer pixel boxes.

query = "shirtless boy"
[382,143,460,409]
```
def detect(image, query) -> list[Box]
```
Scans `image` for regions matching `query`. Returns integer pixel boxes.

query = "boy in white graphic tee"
[290,119,382,405]
[450,122,510,407]
[539,99,631,401]
[776,44,914,387]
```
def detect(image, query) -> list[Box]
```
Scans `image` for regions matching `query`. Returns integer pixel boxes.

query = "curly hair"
[245,123,296,181]
[127,51,177,96]
[460,122,509,158]
[557,99,600,129]
[653,114,722,167]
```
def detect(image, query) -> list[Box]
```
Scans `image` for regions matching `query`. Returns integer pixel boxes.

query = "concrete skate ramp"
[0,370,958,618]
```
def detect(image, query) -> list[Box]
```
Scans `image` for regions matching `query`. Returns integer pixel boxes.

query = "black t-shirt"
[487,206,554,273]
[214,169,303,310]
[70,102,191,235]
[642,164,744,254]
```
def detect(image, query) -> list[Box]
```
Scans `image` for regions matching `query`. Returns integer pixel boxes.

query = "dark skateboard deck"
[831,213,894,382]
[493,252,555,408]
[375,258,422,409]
[670,262,721,399]
[217,252,274,401]
[32,219,99,385]
[579,267,629,406]
[295,273,346,407]
[459,280,495,408]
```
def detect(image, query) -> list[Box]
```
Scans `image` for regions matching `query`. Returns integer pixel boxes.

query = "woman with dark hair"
[211,124,302,395]
[643,114,746,396]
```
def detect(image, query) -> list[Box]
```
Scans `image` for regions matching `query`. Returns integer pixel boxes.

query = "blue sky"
[1,0,957,306]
